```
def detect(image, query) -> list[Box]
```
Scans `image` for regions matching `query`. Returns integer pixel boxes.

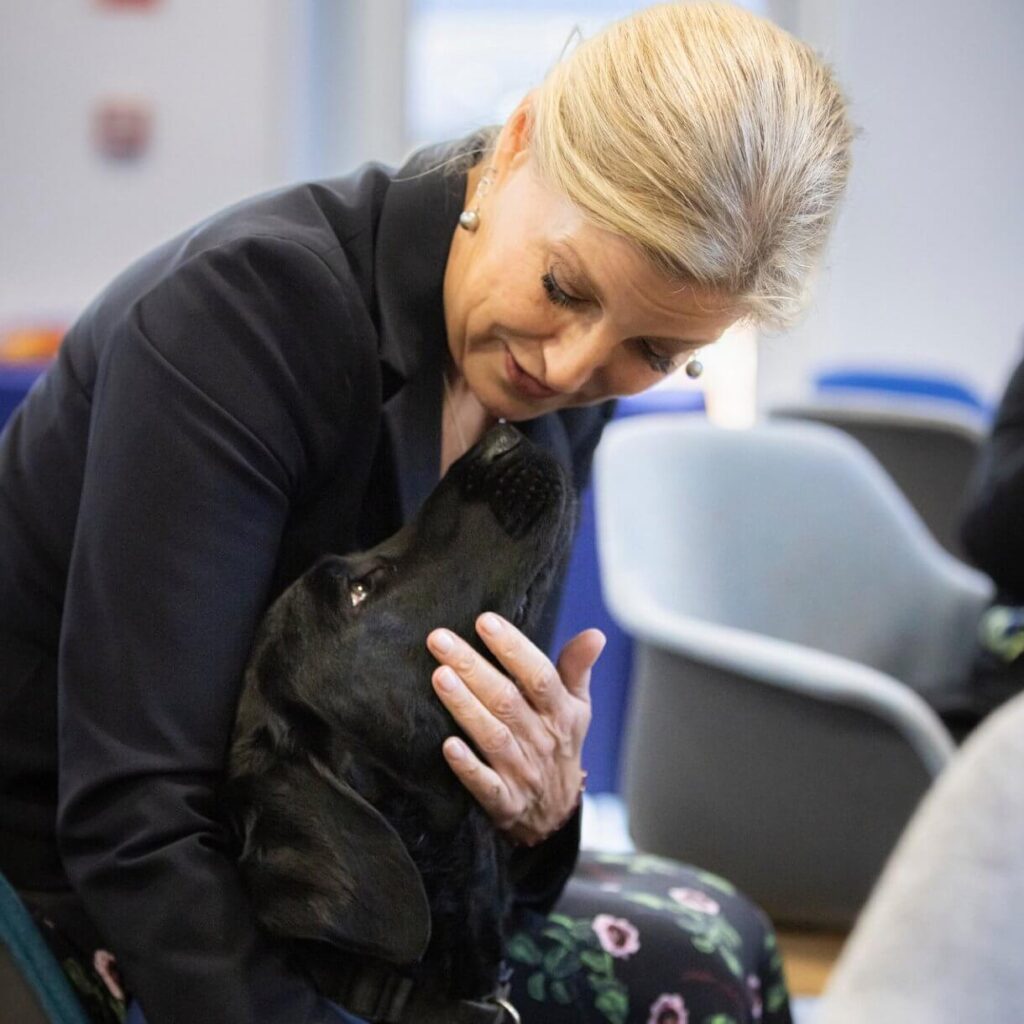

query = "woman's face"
[443,141,738,423]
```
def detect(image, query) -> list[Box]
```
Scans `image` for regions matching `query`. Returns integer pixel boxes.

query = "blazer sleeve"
[961,352,1024,601]
[56,236,366,1023]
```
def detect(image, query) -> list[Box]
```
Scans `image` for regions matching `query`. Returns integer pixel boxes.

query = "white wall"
[4,0,1022,410]
[760,0,1024,409]
[0,0,303,325]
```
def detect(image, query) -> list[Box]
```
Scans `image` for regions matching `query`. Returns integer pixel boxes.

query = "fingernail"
[436,667,458,692]
[479,613,501,636]
[446,738,466,759]
[430,630,453,654]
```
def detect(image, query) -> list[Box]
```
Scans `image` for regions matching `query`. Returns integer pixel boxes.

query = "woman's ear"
[492,91,536,174]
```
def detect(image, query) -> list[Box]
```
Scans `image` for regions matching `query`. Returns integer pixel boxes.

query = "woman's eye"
[541,271,584,309]
[638,339,677,376]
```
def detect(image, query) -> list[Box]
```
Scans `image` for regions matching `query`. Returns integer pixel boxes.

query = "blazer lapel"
[373,145,465,521]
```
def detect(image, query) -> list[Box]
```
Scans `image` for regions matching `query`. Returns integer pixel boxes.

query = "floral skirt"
[22,851,790,1024]
[505,851,791,1024]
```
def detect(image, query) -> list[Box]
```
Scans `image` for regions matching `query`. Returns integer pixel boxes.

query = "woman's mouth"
[504,349,560,401]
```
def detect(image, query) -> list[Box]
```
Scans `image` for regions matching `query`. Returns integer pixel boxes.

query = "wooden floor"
[777,929,849,997]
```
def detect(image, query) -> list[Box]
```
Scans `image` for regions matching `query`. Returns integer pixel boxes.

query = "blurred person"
[0,4,851,1022]
[958,345,1024,728]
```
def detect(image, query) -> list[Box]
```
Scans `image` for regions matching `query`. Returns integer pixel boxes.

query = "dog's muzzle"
[461,424,565,541]
[332,961,521,1023]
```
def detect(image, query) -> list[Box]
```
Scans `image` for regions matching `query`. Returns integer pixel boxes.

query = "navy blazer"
[0,141,613,1022]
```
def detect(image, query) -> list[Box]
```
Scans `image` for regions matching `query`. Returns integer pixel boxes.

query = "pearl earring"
[685,352,704,379]
[458,166,497,232]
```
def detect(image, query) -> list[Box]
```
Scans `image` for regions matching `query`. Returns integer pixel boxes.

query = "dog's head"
[240,423,576,761]
[312,421,574,650]
[229,424,577,971]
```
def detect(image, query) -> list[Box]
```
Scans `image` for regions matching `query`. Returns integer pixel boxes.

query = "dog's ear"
[238,758,431,965]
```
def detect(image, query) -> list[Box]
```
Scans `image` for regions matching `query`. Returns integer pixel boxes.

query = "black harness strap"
[331,962,520,1024]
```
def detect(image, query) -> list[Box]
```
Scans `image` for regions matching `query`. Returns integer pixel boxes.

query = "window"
[405,0,651,149]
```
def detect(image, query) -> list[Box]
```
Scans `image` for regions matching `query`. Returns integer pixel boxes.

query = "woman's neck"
[440,370,493,478]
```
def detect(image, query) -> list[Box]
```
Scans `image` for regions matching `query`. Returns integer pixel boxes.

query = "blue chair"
[0,362,49,431]
[814,367,992,421]
[550,388,705,793]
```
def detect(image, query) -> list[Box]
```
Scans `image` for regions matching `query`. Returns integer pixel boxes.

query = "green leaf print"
[550,980,572,1005]
[594,986,629,1024]
[507,931,543,966]
[719,946,743,980]
[673,908,714,935]
[622,890,670,911]
[521,913,630,1024]
[593,852,680,875]
[543,944,581,980]
[703,1016,739,1024]
[527,970,546,1001]
[710,917,742,948]
[580,948,614,975]
[683,916,746,980]
[766,982,788,1012]
[541,924,576,949]
[695,869,737,895]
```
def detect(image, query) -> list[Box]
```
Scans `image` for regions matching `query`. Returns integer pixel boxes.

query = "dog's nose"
[478,423,523,464]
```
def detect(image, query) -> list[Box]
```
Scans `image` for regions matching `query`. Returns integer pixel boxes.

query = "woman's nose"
[542,326,614,395]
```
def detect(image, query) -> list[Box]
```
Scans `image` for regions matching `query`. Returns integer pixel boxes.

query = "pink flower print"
[748,974,763,1020]
[591,913,641,958]
[647,992,689,1024]
[93,949,125,1002]
[669,887,721,915]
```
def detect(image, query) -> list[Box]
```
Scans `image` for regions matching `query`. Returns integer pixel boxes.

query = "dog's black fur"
[225,424,576,1012]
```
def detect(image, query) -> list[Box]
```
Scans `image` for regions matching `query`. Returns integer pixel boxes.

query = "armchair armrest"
[604,574,956,776]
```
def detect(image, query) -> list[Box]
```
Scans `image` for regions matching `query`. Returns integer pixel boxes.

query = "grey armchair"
[769,399,987,560]
[593,417,992,927]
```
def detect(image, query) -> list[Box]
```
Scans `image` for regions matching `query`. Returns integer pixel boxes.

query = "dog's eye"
[347,564,391,608]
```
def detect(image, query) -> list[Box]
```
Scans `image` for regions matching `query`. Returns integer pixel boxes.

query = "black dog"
[226,424,576,1022]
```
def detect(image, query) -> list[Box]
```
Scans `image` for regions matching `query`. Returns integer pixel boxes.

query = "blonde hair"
[530,3,853,329]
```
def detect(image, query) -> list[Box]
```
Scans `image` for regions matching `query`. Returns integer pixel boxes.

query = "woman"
[0,4,852,1022]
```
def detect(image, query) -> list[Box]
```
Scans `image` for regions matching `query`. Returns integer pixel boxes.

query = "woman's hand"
[427,613,605,847]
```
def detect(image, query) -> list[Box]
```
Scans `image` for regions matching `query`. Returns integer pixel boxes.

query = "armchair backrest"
[596,418,990,694]
[770,401,986,559]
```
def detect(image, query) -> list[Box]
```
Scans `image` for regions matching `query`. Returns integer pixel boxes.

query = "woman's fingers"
[438,737,521,831]
[427,615,602,841]
[431,663,521,760]
[473,613,571,715]
[426,626,542,754]
[556,628,607,703]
